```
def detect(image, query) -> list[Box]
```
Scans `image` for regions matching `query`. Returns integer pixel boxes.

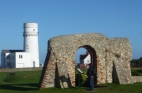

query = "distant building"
[79,51,91,68]
[1,23,39,68]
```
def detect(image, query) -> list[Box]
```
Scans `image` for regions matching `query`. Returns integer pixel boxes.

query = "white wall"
[15,52,31,68]
[84,54,91,65]
[23,35,39,67]
[1,52,38,68]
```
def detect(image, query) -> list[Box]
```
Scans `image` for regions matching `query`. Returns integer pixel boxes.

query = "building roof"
[2,50,23,53]
[80,51,89,60]
[80,54,88,60]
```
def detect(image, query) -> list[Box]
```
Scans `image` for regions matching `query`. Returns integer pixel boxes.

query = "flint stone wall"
[132,76,142,83]
[39,33,141,89]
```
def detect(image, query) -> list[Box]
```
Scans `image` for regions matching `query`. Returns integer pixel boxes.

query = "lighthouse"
[1,22,40,68]
[23,23,39,67]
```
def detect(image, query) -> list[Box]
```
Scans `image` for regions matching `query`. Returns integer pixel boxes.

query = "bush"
[81,74,89,87]
[81,74,88,84]
[75,73,89,87]
[131,70,140,76]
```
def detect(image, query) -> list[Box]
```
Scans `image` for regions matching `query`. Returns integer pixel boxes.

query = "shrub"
[131,70,140,76]
[75,73,89,87]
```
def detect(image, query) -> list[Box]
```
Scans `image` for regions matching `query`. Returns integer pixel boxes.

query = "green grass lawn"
[0,70,142,93]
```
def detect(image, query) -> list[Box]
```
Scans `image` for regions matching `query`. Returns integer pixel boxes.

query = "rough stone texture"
[132,76,142,83]
[39,33,141,89]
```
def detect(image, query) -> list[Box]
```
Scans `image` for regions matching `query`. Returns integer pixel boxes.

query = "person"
[87,64,94,91]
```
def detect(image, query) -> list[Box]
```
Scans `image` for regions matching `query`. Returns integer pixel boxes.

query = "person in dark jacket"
[87,64,94,91]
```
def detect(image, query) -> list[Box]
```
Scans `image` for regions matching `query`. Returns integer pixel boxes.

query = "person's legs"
[91,76,94,90]
[90,77,94,90]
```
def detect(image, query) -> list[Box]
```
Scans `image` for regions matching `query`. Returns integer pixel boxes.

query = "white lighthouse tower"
[23,23,39,67]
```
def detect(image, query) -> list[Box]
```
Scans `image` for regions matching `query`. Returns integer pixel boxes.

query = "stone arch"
[78,45,97,85]
[39,33,132,89]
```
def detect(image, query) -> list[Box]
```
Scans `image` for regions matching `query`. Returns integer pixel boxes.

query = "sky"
[0,0,142,64]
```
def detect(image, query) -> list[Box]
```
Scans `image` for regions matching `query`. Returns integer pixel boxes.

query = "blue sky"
[0,0,142,64]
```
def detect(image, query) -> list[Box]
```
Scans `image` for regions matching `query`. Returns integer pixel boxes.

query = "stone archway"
[39,33,132,89]
[79,45,97,85]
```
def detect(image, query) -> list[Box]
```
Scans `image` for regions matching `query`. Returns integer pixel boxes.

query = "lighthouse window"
[33,29,35,31]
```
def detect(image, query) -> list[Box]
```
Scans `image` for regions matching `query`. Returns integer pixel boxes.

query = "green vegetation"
[75,73,89,87]
[3,71,41,84]
[131,68,142,76]
[0,70,142,93]
[131,57,142,67]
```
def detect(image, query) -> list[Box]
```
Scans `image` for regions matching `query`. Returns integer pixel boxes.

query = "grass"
[3,71,41,84]
[0,69,142,93]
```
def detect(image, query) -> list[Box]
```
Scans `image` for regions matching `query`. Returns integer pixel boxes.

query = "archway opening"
[75,45,97,87]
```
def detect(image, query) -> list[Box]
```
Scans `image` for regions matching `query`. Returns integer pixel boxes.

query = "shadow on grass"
[85,85,109,90]
[95,85,109,88]
[0,83,39,91]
